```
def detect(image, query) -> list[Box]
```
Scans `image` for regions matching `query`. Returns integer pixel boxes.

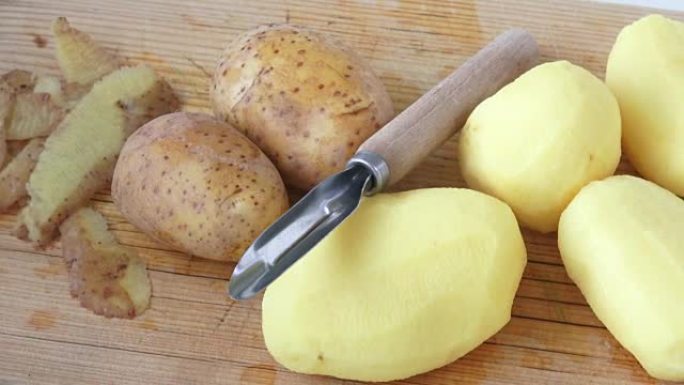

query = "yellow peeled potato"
[112,112,289,262]
[458,61,621,233]
[263,188,526,382]
[559,175,684,381]
[606,14,684,196]
[211,24,393,190]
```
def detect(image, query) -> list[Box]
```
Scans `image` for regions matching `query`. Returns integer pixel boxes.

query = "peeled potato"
[263,188,526,382]
[112,112,289,262]
[606,14,684,196]
[558,175,684,381]
[211,24,394,190]
[458,61,621,232]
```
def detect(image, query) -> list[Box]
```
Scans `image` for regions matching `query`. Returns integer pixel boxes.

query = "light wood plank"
[0,250,660,384]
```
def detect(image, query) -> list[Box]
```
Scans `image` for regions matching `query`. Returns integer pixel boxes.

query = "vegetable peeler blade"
[228,164,372,300]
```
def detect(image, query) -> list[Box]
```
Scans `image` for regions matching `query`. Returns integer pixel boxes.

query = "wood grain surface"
[0,0,682,384]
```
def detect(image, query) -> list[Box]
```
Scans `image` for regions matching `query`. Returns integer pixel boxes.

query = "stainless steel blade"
[228,164,373,300]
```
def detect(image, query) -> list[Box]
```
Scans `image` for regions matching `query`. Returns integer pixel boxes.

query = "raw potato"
[263,188,526,382]
[558,175,684,381]
[458,61,621,233]
[112,112,289,262]
[60,207,151,318]
[212,24,393,190]
[16,65,179,246]
[0,138,45,211]
[606,14,684,196]
[5,92,64,139]
[53,17,124,86]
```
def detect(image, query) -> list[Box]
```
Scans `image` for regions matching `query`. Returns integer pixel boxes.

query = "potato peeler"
[229,29,539,300]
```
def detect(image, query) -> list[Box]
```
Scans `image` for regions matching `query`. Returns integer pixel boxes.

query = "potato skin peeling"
[263,188,526,382]
[1,70,36,94]
[211,24,394,190]
[0,138,45,211]
[52,17,124,87]
[60,208,151,319]
[0,18,175,321]
[6,92,64,140]
[0,90,8,167]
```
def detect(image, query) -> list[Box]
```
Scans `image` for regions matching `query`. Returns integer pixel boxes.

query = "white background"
[596,0,684,11]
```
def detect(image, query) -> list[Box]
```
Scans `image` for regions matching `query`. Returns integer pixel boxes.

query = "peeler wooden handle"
[355,29,539,189]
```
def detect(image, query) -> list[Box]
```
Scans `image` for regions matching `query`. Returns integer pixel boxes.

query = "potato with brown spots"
[211,24,394,190]
[112,112,289,262]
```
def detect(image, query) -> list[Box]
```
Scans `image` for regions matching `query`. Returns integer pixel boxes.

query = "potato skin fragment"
[33,75,75,109]
[5,92,64,140]
[4,140,29,164]
[52,17,124,86]
[1,70,35,94]
[60,207,151,319]
[0,79,15,167]
[0,138,45,211]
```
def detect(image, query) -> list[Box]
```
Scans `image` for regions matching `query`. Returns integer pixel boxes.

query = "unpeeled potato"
[211,24,394,190]
[263,188,526,382]
[112,112,289,262]
[559,175,684,381]
[458,61,621,233]
[606,14,684,196]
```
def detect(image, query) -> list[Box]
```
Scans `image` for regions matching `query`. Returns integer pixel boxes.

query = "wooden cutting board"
[1,0,681,384]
